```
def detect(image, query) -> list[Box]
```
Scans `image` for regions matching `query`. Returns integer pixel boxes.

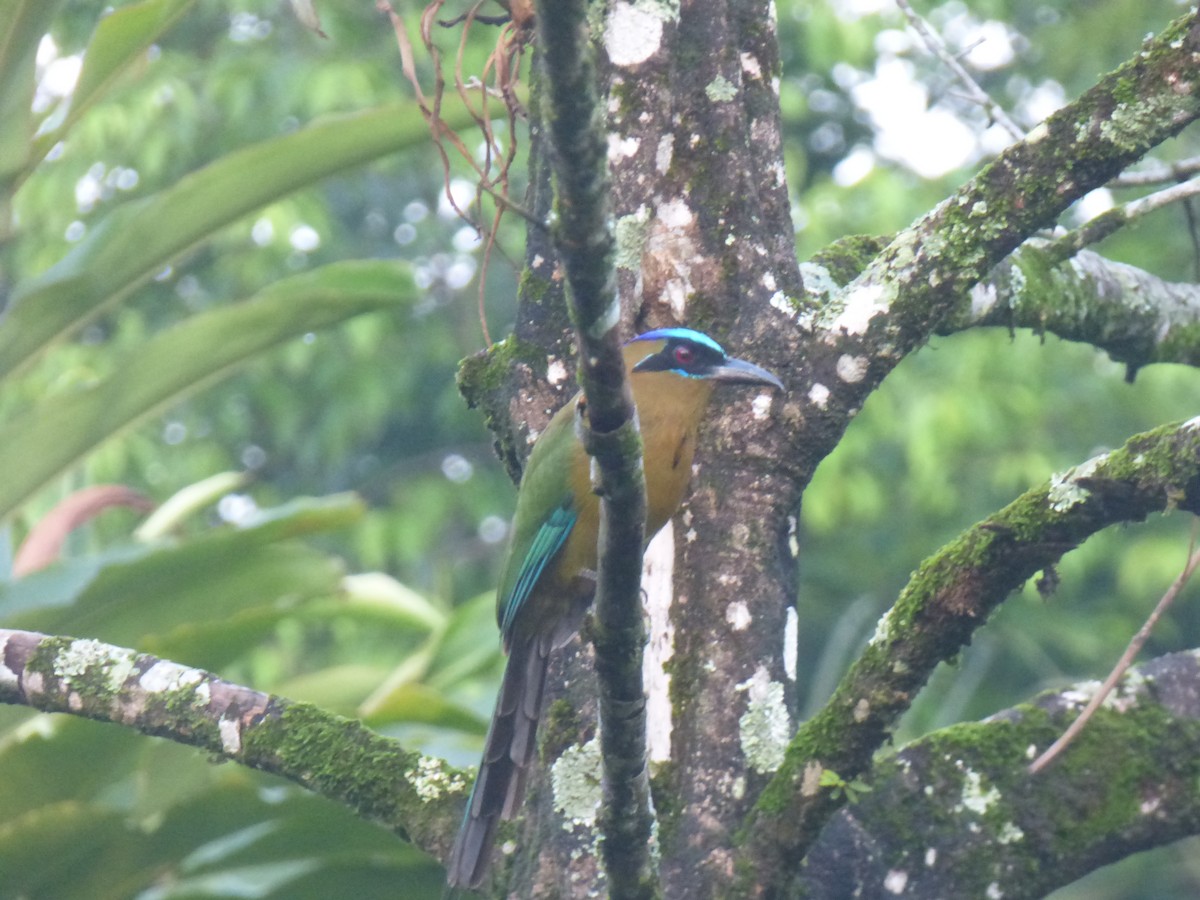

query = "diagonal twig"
[1029,524,1200,773]
[894,0,1024,140]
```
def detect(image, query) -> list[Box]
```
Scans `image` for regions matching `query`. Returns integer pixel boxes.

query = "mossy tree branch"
[803,237,1200,373]
[0,629,463,863]
[738,417,1200,891]
[777,10,1200,455]
[799,649,1200,898]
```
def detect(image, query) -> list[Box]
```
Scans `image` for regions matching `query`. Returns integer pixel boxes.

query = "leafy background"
[1,0,1198,896]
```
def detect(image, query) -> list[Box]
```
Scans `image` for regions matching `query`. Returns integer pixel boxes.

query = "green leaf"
[28,0,199,172]
[0,494,363,653]
[134,470,252,541]
[426,591,503,691]
[359,681,488,733]
[1,104,430,378]
[340,572,445,631]
[0,261,413,521]
[0,717,143,820]
[0,0,63,185]
[0,802,137,900]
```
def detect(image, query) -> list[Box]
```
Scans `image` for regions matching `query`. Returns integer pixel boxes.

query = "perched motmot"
[446,328,783,888]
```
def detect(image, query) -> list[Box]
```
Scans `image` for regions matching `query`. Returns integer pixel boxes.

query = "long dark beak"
[710,356,785,390]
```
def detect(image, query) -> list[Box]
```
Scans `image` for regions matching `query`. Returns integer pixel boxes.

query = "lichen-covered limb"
[799,649,1200,899]
[806,236,1200,373]
[789,9,1200,394]
[0,629,465,863]
[737,417,1200,889]
[944,244,1200,370]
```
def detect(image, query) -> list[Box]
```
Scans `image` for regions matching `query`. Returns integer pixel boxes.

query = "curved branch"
[799,648,1200,898]
[0,629,463,864]
[739,417,1200,887]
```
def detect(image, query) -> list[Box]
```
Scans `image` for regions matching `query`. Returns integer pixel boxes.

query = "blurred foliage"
[0,0,1198,896]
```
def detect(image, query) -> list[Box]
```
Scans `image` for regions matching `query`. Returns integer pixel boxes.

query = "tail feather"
[447,632,552,889]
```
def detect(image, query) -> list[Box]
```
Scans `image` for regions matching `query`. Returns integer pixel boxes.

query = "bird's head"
[626,328,784,390]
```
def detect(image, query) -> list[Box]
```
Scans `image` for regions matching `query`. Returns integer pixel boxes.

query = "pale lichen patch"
[551,738,603,827]
[642,526,676,763]
[737,666,790,773]
[139,660,203,694]
[706,74,738,102]
[808,383,830,409]
[219,716,242,754]
[784,606,798,681]
[800,760,824,797]
[57,639,137,692]
[406,755,467,801]
[830,282,891,335]
[869,607,894,646]
[615,206,651,272]
[547,358,569,386]
[957,769,1000,816]
[655,134,674,173]
[608,134,640,162]
[798,261,838,301]
[997,821,1024,844]
[1047,453,1107,511]
[751,393,773,420]
[835,354,869,383]
[726,600,752,631]
[884,869,909,894]
[604,3,664,66]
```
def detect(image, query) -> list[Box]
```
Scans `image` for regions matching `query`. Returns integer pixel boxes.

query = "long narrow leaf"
[0,104,429,378]
[0,261,413,520]
[1,494,364,650]
[0,0,63,185]
[26,0,199,173]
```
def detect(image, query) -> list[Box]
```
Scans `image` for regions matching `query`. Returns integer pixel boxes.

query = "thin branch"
[1044,175,1200,263]
[1029,529,1200,773]
[894,0,1024,140]
[532,0,655,896]
[1110,154,1200,188]
[0,629,464,859]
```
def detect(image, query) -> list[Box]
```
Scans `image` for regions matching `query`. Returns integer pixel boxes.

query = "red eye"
[673,345,695,366]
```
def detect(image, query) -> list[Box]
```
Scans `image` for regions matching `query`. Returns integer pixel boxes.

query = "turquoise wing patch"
[498,503,577,641]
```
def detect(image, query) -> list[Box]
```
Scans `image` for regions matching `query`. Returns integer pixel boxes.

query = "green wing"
[496,403,580,643]
[498,503,577,640]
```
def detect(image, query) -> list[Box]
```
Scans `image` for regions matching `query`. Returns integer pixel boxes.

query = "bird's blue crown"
[627,328,725,357]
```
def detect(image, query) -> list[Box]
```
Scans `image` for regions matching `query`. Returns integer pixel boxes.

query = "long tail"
[447,632,551,889]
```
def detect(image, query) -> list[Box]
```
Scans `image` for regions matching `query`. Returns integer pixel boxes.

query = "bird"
[446,327,783,889]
